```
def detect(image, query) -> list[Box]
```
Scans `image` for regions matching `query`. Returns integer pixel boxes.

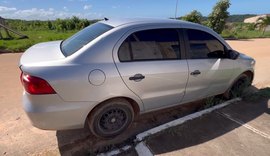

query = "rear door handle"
[129,74,145,81]
[190,70,201,75]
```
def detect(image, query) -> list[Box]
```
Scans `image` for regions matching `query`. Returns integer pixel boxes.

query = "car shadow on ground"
[56,100,205,155]
[56,86,269,155]
[147,87,270,155]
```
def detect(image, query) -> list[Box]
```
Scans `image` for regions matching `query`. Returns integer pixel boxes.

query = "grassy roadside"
[222,30,270,39]
[0,30,77,52]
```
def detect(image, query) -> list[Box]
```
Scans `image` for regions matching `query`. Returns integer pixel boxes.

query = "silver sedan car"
[20,18,255,138]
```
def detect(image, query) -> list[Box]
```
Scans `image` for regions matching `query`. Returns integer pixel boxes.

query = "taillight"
[21,72,56,95]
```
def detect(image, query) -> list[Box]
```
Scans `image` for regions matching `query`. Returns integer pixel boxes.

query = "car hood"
[20,41,65,66]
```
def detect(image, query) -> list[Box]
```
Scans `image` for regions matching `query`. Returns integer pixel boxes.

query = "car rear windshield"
[61,23,113,56]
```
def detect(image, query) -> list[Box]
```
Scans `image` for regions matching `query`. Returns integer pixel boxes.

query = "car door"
[182,28,236,102]
[114,28,189,111]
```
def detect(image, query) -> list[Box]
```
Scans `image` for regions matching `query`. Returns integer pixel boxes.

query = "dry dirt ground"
[0,38,270,155]
[227,39,270,87]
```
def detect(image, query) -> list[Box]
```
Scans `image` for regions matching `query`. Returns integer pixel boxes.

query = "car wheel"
[88,99,134,138]
[227,74,251,99]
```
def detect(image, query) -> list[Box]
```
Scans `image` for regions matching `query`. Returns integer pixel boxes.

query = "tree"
[256,16,270,35]
[181,10,203,24]
[71,16,81,30]
[55,19,67,32]
[79,19,90,29]
[66,19,76,30]
[207,0,231,34]
[47,21,53,30]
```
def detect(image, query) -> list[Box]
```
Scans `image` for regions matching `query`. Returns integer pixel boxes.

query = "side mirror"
[228,50,239,60]
[207,50,225,58]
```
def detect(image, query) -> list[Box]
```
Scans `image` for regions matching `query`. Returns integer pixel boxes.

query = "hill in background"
[226,14,257,22]
[199,14,257,23]
[180,14,257,23]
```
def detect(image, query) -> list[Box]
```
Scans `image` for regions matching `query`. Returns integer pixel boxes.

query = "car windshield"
[61,23,113,56]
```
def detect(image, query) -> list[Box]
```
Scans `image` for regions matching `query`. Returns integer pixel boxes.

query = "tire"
[225,74,251,99]
[87,99,134,138]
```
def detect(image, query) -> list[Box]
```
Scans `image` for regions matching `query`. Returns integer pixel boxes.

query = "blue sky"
[0,0,269,20]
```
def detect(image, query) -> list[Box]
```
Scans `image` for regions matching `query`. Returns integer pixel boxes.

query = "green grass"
[0,30,77,52]
[222,30,270,39]
[1,29,270,52]
[202,96,226,109]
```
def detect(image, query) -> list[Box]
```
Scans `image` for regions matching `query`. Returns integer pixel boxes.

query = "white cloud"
[0,6,16,12]
[83,5,92,10]
[12,8,55,19]
[0,5,101,20]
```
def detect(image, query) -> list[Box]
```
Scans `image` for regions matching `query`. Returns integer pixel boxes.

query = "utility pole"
[174,0,179,19]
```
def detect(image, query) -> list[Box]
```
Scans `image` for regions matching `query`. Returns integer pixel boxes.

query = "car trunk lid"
[20,41,65,66]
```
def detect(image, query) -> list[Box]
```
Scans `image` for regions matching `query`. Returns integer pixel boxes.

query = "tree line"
[6,16,99,32]
[4,0,269,35]
[5,0,230,34]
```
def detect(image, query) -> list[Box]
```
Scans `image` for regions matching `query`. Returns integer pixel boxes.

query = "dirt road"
[0,38,270,155]
[227,39,270,87]
[0,53,61,155]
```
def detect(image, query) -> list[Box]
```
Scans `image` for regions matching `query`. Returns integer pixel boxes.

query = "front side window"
[187,29,227,59]
[119,29,180,62]
[61,23,113,56]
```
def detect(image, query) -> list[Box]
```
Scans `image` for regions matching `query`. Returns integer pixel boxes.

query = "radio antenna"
[174,0,179,19]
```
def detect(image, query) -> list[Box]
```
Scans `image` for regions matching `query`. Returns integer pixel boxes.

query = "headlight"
[251,60,256,66]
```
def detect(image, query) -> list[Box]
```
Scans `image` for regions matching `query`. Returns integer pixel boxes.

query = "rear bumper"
[22,92,97,130]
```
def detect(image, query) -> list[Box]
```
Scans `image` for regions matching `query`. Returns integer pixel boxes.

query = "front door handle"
[129,74,145,81]
[190,70,201,76]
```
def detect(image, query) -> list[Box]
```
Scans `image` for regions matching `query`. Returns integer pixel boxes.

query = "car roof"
[99,18,198,28]
[98,18,232,50]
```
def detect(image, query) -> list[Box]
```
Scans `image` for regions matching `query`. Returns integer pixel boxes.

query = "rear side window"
[187,29,227,59]
[61,23,113,56]
[119,29,180,62]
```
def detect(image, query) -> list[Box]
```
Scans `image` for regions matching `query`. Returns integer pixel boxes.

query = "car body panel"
[229,53,255,83]
[112,24,189,111]
[21,62,144,109]
[114,60,189,111]
[22,91,97,129]
[20,41,65,66]
[183,58,235,103]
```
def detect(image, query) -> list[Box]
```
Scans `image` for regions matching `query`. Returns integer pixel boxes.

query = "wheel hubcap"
[99,108,127,133]
[231,77,248,97]
[111,118,116,123]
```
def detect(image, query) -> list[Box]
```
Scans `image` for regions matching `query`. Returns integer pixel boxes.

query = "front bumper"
[23,92,97,130]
